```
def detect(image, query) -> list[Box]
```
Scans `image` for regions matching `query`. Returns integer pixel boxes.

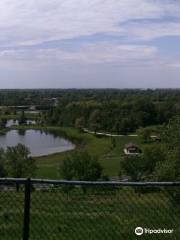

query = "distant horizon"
[0,87,180,91]
[0,1,180,88]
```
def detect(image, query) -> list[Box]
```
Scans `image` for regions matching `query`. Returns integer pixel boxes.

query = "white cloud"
[126,22,180,41]
[0,0,180,47]
[0,43,158,69]
[71,43,158,63]
[166,63,180,68]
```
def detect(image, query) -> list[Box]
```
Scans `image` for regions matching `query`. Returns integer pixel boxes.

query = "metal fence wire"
[0,179,179,240]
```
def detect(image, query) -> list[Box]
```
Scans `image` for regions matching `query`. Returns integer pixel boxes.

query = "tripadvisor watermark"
[135,227,174,236]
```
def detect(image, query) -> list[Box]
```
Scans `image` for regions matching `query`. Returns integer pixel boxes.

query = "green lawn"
[1,185,179,240]
[1,113,39,120]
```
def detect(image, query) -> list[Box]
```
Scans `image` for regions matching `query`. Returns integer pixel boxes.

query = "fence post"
[23,178,31,240]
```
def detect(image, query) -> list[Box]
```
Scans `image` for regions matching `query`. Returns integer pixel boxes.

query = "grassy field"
[0,113,39,120]
[0,184,179,240]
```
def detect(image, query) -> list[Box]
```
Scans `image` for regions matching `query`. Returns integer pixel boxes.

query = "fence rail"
[0,178,179,240]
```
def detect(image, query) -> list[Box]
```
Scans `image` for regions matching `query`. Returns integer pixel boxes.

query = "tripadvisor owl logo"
[135,227,174,236]
[135,227,144,236]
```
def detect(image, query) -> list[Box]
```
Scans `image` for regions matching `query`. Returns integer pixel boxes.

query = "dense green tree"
[60,157,74,181]
[0,118,7,129]
[89,110,101,133]
[142,145,166,179]
[154,154,177,181]
[60,151,103,181]
[19,110,27,125]
[138,127,152,143]
[75,117,85,132]
[156,117,180,181]
[0,149,7,177]
[6,144,36,179]
[162,117,180,153]
[120,155,144,181]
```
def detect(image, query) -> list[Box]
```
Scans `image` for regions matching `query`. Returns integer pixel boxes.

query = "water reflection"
[18,129,26,136]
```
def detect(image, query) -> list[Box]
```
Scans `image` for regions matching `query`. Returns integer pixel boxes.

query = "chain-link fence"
[0,179,179,240]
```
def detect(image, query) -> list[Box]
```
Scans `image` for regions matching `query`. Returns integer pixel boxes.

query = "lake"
[0,129,75,157]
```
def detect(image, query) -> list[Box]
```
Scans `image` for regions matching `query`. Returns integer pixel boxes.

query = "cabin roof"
[125,143,139,149]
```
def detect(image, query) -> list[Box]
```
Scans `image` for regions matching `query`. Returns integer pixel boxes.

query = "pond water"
[0,129,75,157]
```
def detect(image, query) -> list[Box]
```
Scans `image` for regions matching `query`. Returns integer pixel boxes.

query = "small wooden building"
[150,135,161,142]
[124,143,142,155]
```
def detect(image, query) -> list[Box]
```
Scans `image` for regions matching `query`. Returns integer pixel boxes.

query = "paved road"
[83,128,138,137]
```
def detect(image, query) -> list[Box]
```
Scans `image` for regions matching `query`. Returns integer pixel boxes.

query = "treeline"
[0,89,60,106]
[1,89,180,133]
[43,89,180,133]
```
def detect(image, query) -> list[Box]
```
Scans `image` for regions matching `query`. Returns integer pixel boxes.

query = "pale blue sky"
[0,0,180,88]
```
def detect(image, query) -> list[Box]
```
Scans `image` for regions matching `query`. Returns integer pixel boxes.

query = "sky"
[0,0,180,88]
